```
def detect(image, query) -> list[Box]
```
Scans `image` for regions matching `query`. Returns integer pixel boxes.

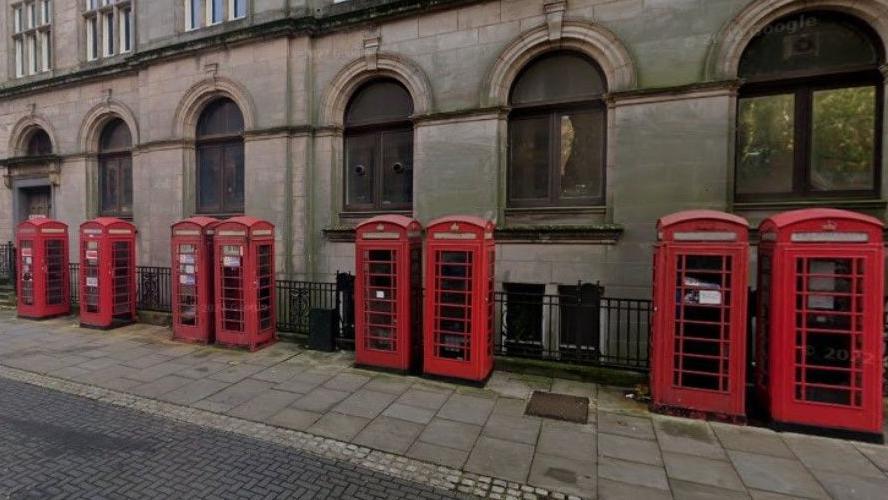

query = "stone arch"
[318,53,433,128]
[173,77,256,140]
[483,21,637,107]
[8,114,58,157]
[78,101,140,154]
[707,0,888,80]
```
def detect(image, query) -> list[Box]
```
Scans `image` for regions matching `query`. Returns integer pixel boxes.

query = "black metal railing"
[493,284,651,370]
[68,263,172,312]
[0,242,15,285]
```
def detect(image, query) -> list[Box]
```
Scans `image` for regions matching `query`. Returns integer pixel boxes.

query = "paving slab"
[418,418,482,451]
[353,415,424,454]
[598,432,663,466]
[597,478,673,500]
[598,411,656,440]
[748,490,805,500]
[669,479,750,500]
[381,402,436,425]
[274,371,332,394]
[728,450,829,499]
[175,360,231,379]
[406,441,469,469]
[550,379,598,400]
[437,393,496,425]
[465,436,534,483]
[126,360,190,383]
[598,456,669,491]
[481,413,541,445]
[290,387,352,413]
[200,378,275,409]
[653,415,726,459]
[812,470,888,500]
[331,389,398,419]
[208,362,266,383]
[122,353,175,369]
[130,375,195,398]
[362,376,412,395]
[528,452,596,498]
[159,378,230,405]
[491,396,527,417]
[322,372,371,392]
[854,442,888,472]
[307,412,370,441]
[227,389,302,421]
[536,420,596,462]
[710,422,794,458]
[249,363,306,383]
[266,407,322,431]
[663,452,745,491]
[783,433,884,478]
[396,388,451,411]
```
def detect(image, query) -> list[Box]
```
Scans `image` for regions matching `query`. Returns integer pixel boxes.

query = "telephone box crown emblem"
[450,223,460,231]
[822,220,838,231]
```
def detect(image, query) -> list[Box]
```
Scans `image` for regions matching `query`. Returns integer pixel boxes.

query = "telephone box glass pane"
[364,249,397,351]
[793,257,863,407]
[221,245,244,332]
[84,241,99,313]
[112,241,132,317]
[177,243,198,326]
[20,241,33,306]
[810,86,876,192]
[45,239,64,305]
[257,244,273,330]
[672,254,732,392]
[434,250,473,360]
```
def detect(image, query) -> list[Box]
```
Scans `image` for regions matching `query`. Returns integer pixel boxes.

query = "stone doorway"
[22,186,51,220]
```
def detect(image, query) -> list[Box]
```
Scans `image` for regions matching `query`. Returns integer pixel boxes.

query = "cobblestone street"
[0,376,458,499]
[2,313,888,499]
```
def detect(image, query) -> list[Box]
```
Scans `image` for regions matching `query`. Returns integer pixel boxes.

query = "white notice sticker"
[86,277,98,287]
[698,290,722,305]
[375,290,385,299]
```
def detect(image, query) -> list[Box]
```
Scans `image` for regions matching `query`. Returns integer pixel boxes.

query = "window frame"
[11,0,52,78]
[736,69,884,203]
[97,119,134,218]
[507,97,608,208]
[195,99,246,216]
[83,0,131,62]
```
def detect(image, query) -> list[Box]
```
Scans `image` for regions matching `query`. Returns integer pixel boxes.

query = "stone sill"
[733,198,887,211]
[325,224,624,244]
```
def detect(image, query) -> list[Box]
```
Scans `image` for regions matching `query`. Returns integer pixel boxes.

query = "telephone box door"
[79,218,136,329]
[172,217,219,344]
[16,217,70,319]
[355,215,422,372]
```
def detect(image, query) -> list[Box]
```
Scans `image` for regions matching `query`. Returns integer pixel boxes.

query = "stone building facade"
[0,0,886,299]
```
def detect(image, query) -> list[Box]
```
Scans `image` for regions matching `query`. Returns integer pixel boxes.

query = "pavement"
[0,376,458,499]
[1,310,888,499]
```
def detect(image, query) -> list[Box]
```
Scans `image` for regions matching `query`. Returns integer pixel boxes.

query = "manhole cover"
[525,391,589,424]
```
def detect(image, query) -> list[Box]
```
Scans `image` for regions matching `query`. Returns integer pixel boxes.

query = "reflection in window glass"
[560,110,604,200]
[811,86,876,191]
[736,94,795,194]
[509,116,549,201]
[345,133,375,207]
[381,129,412,206]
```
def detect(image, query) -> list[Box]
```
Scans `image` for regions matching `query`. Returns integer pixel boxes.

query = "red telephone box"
[355,215,423,372]
[423,216,495,383]
[16,217,70,319]
[171,217,220,344]
[651,210,749,421]
[757,209,884,442]
[213,216,276,351]
[79,217,137,329]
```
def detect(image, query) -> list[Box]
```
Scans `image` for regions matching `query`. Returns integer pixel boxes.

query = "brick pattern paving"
[0,376,458,499]
[2,312,888,499]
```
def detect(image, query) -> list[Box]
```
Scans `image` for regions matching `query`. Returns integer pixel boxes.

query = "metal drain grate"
[525,391,589,424]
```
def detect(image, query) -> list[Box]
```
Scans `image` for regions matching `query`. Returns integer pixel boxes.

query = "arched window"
[196,98,245,215]
[99,118,133,217]
[736,12,884,200]
[26,129,52,156]
[508,52,607,207]
[344,79,414,211]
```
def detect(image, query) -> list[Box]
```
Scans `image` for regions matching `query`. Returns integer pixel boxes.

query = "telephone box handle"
[354,164,366,176]
[392,162,405,174]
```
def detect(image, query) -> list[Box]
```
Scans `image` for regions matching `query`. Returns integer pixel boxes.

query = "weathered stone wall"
[0,0,885,298]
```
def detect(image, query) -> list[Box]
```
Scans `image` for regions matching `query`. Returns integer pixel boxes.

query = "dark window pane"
[345,80,413,126]
[810,86,876,191]
[100,118,132,152]
[345,133,375,208]
[510,53,606,106]
[223,142,245,212]
[736,94,795,195]
[197,145,222,213]
[559,109,605,201]
[509,115,549,202]
[197,98,244,138]
[100,159,118,214]
[381,129,413,206]
[740,12,881,80]
[26,129,52,156]
[120,157,133,214]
